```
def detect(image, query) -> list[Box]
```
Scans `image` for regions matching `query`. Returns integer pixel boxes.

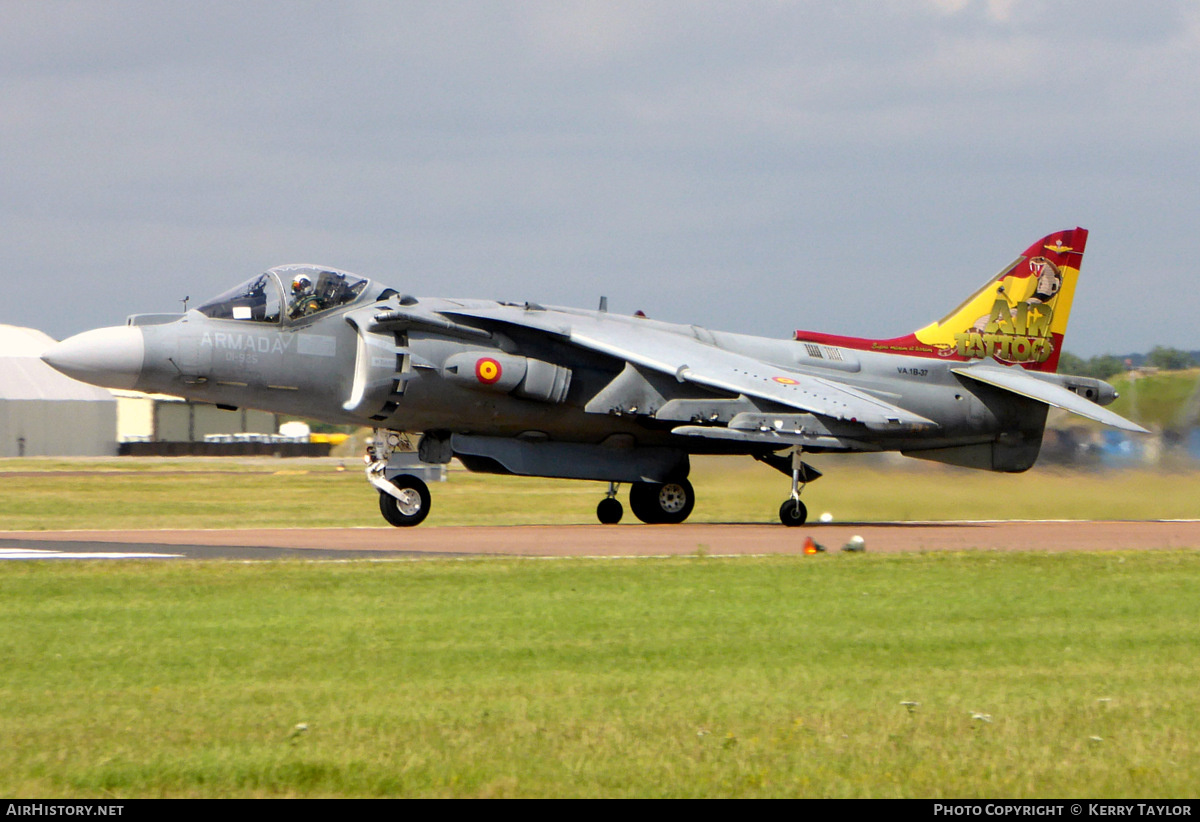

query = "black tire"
[629,479,695,525]
[779,499,807,527]
[597,497,623,524]
[378,474,432,527]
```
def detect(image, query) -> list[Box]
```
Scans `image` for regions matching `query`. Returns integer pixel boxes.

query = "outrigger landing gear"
[366,428,432,527]
[597,482,623,524]
[779,446,809,527]
[629,478,696,524]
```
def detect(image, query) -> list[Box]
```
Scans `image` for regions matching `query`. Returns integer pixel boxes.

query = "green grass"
[2,552,1199,797]
[3,458,1197,796]
[2,457,1200,530]
[1109,368,1200,430]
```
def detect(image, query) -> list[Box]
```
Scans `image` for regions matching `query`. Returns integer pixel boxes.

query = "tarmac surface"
[3,520,1200,560]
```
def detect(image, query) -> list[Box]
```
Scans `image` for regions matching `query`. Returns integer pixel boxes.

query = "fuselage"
[44,266,1041,466]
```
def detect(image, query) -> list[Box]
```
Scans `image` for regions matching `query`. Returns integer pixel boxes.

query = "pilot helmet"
[292,274,312,293]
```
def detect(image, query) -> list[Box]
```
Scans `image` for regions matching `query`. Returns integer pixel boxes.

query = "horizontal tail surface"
[796,228,1087,373]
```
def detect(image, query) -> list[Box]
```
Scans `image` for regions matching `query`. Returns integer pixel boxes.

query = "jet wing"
[443,306,934,429]
[669,425,880,451]
[952,363,1149,434]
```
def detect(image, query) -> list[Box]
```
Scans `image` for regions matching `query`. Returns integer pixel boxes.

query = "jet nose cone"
[41,326,146,391]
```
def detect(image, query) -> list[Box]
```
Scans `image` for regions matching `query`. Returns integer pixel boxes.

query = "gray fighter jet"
[42,227,1145,527]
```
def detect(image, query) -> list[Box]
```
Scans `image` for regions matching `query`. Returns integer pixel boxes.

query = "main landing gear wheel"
[378,474,431,527]
[629,479,695,524]
[779,499,808,527]
[597,497,623,524]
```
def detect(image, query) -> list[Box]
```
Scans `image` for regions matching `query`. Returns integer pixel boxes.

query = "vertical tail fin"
[795,228,1087,373]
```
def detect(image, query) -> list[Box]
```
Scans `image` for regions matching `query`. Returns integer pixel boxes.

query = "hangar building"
[0,324,118,456]
[112,390,279,446]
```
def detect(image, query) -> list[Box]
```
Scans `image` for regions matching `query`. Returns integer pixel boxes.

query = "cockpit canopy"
[197,266,370,324]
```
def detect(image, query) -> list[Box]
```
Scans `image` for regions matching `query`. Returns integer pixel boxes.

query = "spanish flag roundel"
[475,357,502,384]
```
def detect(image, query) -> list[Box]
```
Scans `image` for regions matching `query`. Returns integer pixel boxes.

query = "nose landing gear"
[366,429,432,527]
[379,474,432,527]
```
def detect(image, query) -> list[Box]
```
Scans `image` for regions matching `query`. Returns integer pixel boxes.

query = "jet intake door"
[344,314,410,421]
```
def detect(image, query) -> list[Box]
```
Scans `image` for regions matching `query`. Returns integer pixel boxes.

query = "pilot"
[289,273,323,318]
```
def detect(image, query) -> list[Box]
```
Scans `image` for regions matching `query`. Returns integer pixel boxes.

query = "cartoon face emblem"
[1029,256,1061,302]
[475,357,502,384]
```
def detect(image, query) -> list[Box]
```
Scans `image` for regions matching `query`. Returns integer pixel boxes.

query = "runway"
[3,520,1199,560]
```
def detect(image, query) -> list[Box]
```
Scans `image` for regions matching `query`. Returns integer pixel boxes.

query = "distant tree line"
[1057,352,1126,379]
[1144,346,1199,371]
[1059,347,1198,378]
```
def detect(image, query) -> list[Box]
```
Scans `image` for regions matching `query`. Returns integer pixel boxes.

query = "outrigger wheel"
[378,474,432,527]
[775,446,815,527]
[597,497,623,524]
[597,481,624,524]
[779,498,808,527]
[629,479,696,524]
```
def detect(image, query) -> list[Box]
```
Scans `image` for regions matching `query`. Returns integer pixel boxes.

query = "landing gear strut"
[629,478,696,524]
[366,428,432,527]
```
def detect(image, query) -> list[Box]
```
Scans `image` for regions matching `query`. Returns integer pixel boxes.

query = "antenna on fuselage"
[598,296,608,313]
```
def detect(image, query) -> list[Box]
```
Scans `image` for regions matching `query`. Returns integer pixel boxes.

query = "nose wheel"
[366,428,433,527]
[378,474,432,527]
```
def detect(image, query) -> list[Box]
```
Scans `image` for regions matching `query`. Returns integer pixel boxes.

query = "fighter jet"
[42,227,1146,527]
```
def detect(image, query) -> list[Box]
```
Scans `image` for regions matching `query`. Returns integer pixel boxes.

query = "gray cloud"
[3,1,1198,355]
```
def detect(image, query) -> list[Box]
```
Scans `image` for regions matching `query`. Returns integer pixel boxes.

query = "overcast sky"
[4,0,1198,355]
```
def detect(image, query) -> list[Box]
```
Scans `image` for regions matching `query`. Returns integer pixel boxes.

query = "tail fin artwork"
[795,228,1087,373]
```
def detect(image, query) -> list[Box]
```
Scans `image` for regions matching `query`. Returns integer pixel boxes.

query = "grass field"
[1109,368,1200,430]
[2,552,1199,798]
[3,458,1199,797]
[2,456,1200,529]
